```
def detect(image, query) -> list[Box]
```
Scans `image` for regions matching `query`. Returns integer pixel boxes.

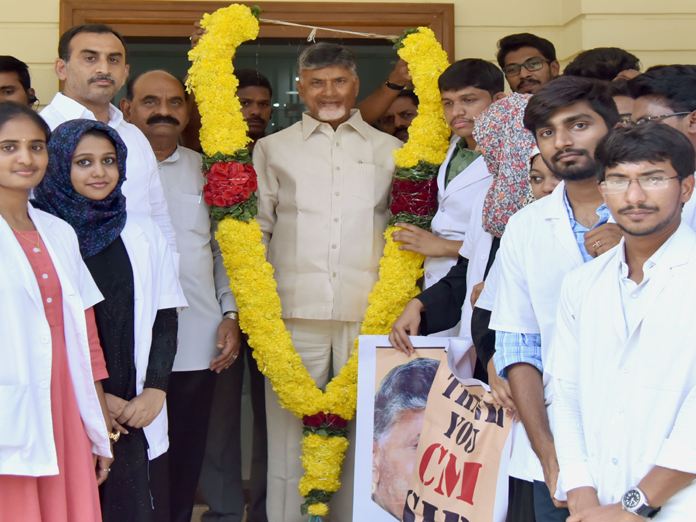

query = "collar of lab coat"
[0,204,59,314]
[610,222,695,344]
[438,154,491,197]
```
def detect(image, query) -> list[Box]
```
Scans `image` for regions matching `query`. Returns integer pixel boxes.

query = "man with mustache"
[390,59,504,336]
[253,42,402,522]
[40,24,177,253]
[548,123,696,522]
[121,69,242,522]
[497,33,560,94]
[378,89,418,142]
[489,76,623,522]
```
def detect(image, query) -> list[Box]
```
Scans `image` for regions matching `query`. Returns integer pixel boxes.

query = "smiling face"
[372,408,425,519]
[0,115,48,194]
[601,160,693,237]
[503,46,559,94]
[297,65,359,127]
[535,101,609,181]
[70,132,120,200]
[56,31,129,107]
[441,86,496,140]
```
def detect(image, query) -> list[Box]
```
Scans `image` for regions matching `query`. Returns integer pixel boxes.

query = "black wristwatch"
[385,80,405,91]
[621,487,661,519]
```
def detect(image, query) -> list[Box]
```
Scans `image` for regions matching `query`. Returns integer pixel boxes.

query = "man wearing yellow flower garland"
[253,42,402,522]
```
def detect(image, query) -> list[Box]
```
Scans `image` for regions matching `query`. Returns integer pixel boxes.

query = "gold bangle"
[108,430,121,443]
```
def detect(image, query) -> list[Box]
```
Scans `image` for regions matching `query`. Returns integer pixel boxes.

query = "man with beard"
[378,89,418,142]
[121,69,242,522]
[489,76,623,522]
[237,69,273,152]
[40,24,177,252]
[254,42,402,522]
[496,33,560,94]
[548,124,696,522]
[372,358,439,519]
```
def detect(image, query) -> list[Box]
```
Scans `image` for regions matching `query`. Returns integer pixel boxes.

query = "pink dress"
[0,231,109,522]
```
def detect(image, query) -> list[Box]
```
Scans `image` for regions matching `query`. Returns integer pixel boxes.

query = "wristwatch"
[621,486,661,519]
[223,311,239,322]
[385,80,405,91]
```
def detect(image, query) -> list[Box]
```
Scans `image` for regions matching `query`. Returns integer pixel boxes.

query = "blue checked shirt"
[494,190,611,379]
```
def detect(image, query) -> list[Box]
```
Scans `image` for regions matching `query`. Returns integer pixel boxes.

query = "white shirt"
[254,109,402,322]
[548,223,696,519]
[157,146,236,371]
[40,93,178,255]
[0,205,110,476]
[423,139,492,289]
[119,213,188,459]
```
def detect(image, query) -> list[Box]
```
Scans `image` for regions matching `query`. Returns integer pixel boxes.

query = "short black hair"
[524,75,619,136]
[496,33,557,69]
[628,64,696,114]
[397,89,418,107]
[0,101,51,142]
[606,79,632,99]
[0,55,31,93]
[58,24,128,63]
[236,69,273,98]
[595,123,696,181]
[438,58,504,98]
[125,70,187,101]
[563,48,640,82]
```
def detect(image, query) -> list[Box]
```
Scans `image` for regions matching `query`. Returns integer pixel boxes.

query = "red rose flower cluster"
[390,178,438,216]
[203,161,258,208]
[302,412,348,429]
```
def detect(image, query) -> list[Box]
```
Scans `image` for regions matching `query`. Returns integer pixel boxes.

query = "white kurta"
[40,93,178,255]
[548,223,696,520]
[156,146,236,372]
[119,213,188,459]
[0,205,110,476]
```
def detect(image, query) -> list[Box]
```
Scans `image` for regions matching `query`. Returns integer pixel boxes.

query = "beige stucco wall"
[5,0,696,107]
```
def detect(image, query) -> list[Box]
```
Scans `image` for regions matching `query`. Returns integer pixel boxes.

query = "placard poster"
[353,335,449,521]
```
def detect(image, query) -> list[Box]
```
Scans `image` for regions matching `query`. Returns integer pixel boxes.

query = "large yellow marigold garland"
[188,6,449,517]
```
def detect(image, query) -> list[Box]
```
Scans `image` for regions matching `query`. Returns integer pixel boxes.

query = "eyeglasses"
[633,112,693,125]
[599,175,679,194]
[503,57,551,77]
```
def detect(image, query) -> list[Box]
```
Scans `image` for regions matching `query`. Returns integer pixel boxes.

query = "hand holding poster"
[404,360,512,522]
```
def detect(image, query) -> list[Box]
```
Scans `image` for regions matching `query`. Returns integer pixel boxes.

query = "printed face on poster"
[353,335,449,521]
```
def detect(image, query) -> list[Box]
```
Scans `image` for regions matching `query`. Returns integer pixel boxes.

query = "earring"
[371,482,376,493]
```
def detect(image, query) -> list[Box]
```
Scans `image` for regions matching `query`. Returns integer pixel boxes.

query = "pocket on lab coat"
[0,384,30,448]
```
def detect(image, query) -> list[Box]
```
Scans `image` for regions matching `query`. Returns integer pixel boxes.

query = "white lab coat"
[457,179,494,339]
[548,223,696,519]
[423,139,492,288]
[0,205,110,476]
[119,213,188,459]
[489,181,614,481]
